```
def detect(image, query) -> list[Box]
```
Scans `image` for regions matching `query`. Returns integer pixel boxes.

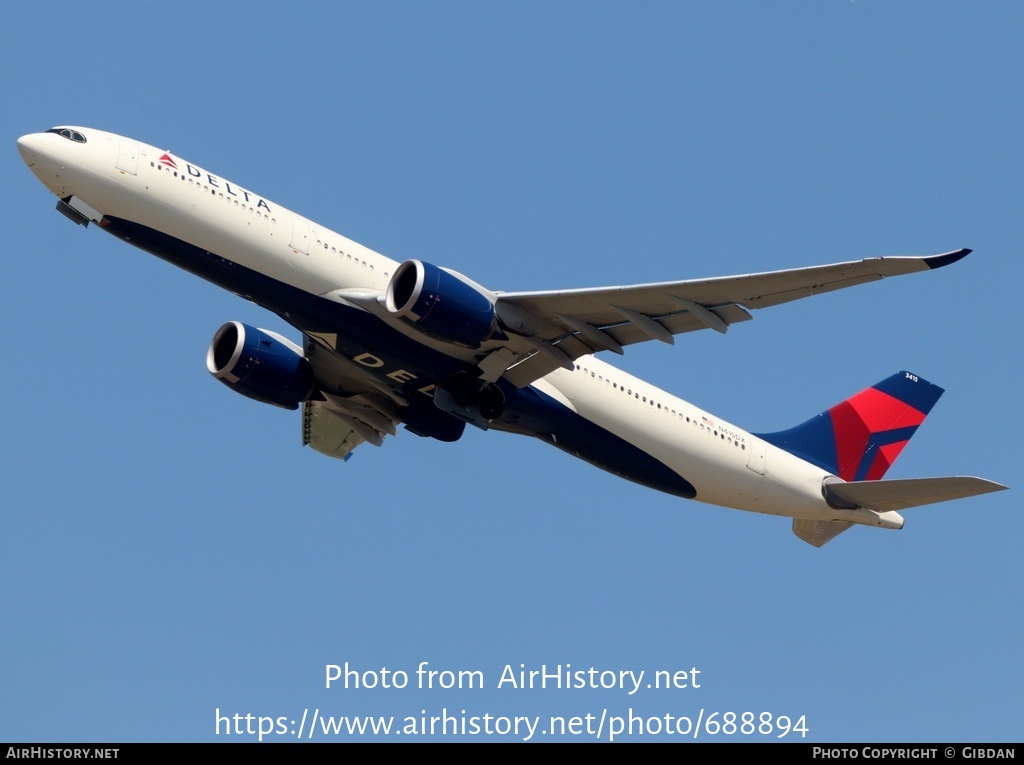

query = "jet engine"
[384,259,501,348]
[207,321,312,410]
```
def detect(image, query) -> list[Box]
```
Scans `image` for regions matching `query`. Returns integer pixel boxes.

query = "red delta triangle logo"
[158,153,178,170]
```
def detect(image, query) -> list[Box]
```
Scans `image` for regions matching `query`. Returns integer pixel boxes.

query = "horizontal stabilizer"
[792,519,854,547]
[825,476,1008,512]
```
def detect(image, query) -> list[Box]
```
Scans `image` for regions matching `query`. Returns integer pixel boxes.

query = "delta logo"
[156,153,273,213]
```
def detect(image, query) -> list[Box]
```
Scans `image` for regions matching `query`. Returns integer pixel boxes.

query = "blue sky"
[2,1,1020,742]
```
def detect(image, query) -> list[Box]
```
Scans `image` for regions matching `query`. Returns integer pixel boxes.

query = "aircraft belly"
[540,360,833,518]
[495,385,697,498]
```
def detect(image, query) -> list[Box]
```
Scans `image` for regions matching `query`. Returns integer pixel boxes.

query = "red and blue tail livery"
[18,126,1007,547]
[759,372,943,481]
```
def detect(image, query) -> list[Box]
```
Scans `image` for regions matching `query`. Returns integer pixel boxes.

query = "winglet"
[924,248,971,269]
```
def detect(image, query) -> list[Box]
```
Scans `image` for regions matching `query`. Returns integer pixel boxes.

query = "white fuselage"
[19,127,847,524]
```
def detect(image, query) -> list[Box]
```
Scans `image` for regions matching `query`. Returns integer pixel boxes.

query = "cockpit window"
[46,128,87,143]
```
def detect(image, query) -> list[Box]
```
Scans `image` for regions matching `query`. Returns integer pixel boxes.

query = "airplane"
[17,126,1007,547]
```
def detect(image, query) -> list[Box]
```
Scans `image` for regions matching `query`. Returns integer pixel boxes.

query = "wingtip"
[925,248,972,269]
[976,478,1010,493]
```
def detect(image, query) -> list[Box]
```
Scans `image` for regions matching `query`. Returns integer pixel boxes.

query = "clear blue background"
[2,1,1020,742]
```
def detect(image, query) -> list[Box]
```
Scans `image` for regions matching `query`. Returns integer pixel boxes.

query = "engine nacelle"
[384,259,499,348]
[207,321,312,410]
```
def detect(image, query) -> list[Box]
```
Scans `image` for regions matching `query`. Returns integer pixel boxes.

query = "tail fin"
[758,371,944,481]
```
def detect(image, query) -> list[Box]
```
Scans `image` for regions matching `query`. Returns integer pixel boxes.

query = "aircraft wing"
[491,249,970,387]
[299,332,404,460]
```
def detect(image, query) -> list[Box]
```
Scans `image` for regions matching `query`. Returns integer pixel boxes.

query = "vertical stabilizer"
[758,372,944,480]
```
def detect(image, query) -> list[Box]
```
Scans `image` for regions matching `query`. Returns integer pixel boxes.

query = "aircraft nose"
[17,134,37,164]
[18,132,72,196]
[17,133,42,166]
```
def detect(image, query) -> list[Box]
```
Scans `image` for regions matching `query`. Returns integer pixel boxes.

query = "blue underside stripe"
[496,385,696,498]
